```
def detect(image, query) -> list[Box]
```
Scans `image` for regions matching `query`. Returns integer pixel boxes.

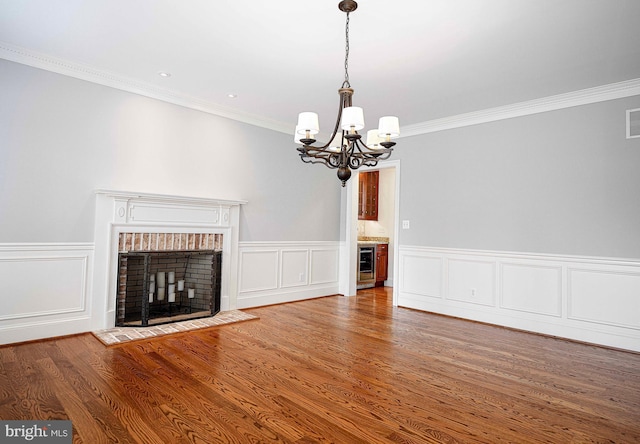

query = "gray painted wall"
[0,60,341,243]
[4,58,638,259]
[397,96,640,259]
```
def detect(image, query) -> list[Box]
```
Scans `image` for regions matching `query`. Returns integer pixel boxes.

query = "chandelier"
[295,0,399,187]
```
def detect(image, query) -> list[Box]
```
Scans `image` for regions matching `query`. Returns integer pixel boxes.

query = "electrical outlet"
[471,288,476,297]
[402,220,410,229]
[299,273,304,282]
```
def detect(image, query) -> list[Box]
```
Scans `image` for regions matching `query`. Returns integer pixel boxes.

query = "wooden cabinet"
[375,243,388,286]
[358,171,379,221]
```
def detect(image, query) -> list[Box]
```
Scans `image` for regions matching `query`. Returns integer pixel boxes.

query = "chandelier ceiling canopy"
[295,0,399,187]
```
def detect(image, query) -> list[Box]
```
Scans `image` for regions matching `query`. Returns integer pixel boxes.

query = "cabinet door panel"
[358,171,379,221]
[376,243,388,283]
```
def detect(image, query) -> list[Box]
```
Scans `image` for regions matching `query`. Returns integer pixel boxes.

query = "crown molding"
[399,78,640,138]
[0,41,293,135]
[2,41,639,139]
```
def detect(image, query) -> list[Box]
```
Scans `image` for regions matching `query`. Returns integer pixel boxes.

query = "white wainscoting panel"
[0,257,86,320]
[399,253,443,299]
[447,258,496,306]
[500,263,562,316]
[398,246,640,352]
[310,249,339,285]
[281,250,309,288]
[568,267,640,329]
[237,242,340,309]
[0,243,94,344]
[239,250,279,293]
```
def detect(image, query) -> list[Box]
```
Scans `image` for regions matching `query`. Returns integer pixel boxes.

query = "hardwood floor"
[1,287,639,443]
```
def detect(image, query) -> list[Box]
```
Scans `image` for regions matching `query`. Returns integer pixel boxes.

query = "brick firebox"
[116,232,223,327]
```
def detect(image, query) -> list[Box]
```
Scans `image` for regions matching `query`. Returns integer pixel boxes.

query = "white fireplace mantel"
[93,190,247,330]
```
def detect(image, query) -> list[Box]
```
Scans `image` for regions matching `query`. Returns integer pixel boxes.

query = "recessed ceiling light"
[158,71,171,78]
[227,93,238,99]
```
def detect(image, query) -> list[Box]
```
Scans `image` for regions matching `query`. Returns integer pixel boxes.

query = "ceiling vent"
[627,108,640,139]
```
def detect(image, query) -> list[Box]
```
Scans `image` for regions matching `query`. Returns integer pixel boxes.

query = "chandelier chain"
[343,12,350,88]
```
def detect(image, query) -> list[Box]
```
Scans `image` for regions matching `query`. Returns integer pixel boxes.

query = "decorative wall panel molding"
[399,253,443,298]
[281,250,310,288]
[239,250,279,293]
[446,258,496,307]
[310,249,340,285]
[398,245,640,352]
[568,267,640,330]
[500,263,562,317]
[0,243,94,344]
[238,242,340,309]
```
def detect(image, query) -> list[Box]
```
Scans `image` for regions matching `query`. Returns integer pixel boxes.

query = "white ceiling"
[2,0,640,137]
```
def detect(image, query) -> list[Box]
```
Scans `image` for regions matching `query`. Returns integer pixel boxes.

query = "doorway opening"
[343,160,400,304]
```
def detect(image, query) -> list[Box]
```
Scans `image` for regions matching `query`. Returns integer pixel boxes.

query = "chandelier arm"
[302,151,334,162]
[354,138,395,155]
[332,93,347,144]
[352,137,379,153]
[351,140,394,165]
[299,155,330,166]
[352,138,371,155]
[315,91,348,151]
[344,139,357,157]
[299,153,343,170]
[350,138,365,153]
[329,152,343,168]
[348,154,363,170]
[299,144,329,156]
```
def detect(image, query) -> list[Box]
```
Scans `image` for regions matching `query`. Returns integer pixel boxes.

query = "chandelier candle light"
[295,0,399,186]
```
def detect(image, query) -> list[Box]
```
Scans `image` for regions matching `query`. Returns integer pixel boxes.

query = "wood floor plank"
[235,318,523,442]
[1,287,639,443]
[49,339,166,444]
[6,344,68,421]
[148,336,310,442]
[221,316,475,442]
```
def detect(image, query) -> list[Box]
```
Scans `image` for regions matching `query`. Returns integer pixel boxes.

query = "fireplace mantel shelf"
[95,189,247,208]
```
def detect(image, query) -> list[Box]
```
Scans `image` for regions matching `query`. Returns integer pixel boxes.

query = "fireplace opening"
[117,250,222,327]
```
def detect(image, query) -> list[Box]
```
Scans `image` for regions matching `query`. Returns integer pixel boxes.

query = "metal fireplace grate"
[117,250,222,327]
